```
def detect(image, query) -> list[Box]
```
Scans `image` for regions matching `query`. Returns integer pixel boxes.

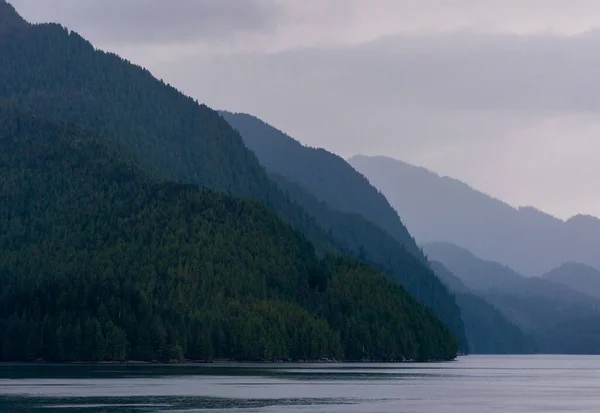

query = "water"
[2,355,600,412]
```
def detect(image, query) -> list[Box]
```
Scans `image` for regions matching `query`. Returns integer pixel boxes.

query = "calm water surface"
[1,355,600,412]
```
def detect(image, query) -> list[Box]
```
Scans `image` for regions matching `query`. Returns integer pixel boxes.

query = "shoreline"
[1,356,458,365]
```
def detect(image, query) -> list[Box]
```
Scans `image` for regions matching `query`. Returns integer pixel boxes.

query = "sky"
[10,0,600,219]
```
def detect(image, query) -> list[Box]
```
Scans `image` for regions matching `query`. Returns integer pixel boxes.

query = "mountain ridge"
[349,154,600,275]
[423,241,600,354]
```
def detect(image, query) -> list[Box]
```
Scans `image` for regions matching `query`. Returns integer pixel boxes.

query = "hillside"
[430,261,537,354]
[0,3,468,347]
[219,111,467,350]
[348,155,600,276]
[0,108,457,362]
[219,111,423,260]
[543,262,600,300]
[424,242,600,354]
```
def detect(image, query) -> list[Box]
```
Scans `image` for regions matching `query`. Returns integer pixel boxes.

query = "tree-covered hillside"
[0,108,457,362]
[0,2,466,351]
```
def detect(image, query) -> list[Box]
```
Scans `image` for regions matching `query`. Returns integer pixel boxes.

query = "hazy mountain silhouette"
[430,261,536,354]
[543,262,600,300]
[219,111,422,260]
[349,155,600,276]
[424,242,600,353]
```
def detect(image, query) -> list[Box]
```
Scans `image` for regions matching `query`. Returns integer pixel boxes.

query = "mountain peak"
[0,1,28,30]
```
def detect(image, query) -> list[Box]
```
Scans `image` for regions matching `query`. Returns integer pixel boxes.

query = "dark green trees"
[0,109,457,362]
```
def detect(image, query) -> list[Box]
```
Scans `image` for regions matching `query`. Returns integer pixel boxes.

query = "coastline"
[2,356,457,365]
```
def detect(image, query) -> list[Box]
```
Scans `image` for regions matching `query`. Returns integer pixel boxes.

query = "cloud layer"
[10,0,600,219]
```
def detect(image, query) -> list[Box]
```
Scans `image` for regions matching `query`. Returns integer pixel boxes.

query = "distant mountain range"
[349,155,600,276]
[424,242,600,354]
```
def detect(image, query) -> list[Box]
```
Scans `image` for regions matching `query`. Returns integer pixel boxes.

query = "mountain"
[348,155,600,276]
[429,261,469,293]
[219,111,423,260]
[430,261,536,354]
[219,111,467,351]
[543,262,600,300]
[424,242,600,354]
[0,107,457,362]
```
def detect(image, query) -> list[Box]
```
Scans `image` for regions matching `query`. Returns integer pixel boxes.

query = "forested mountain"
[0,2,467,347]
[424,242,600,354]
[0,108,458,362]
[349,155,600,276]
[543,262,600,300]
[430,261,536,354]
[218,111,467,350]
[219,111,423,260]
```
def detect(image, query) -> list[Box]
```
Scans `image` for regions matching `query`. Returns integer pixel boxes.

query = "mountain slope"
[430,261,536,354]
[543,262,600,300]
[0,107,458,362]
[348,155,600,276]
[424,242,600,354]
[220,111,424,260]
[218,111,467,351]
[0,5,339,256]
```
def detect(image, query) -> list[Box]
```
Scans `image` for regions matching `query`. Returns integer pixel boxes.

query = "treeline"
[0,109,457,362]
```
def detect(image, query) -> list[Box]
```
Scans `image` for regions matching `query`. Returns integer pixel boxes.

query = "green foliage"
[0,109,457,362]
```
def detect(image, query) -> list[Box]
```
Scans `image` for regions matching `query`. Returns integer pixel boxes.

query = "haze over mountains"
[349,155,600,276]
[424,242,600,354]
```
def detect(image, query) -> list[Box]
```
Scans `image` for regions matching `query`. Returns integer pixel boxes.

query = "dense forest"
[0,108,457,362]
[0,2,467,353]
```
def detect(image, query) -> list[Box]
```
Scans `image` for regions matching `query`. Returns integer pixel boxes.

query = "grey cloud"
[182,30,600,114]
[11,0,281,44]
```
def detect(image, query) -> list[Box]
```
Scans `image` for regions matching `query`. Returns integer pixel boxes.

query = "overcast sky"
[11,0,600,219]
